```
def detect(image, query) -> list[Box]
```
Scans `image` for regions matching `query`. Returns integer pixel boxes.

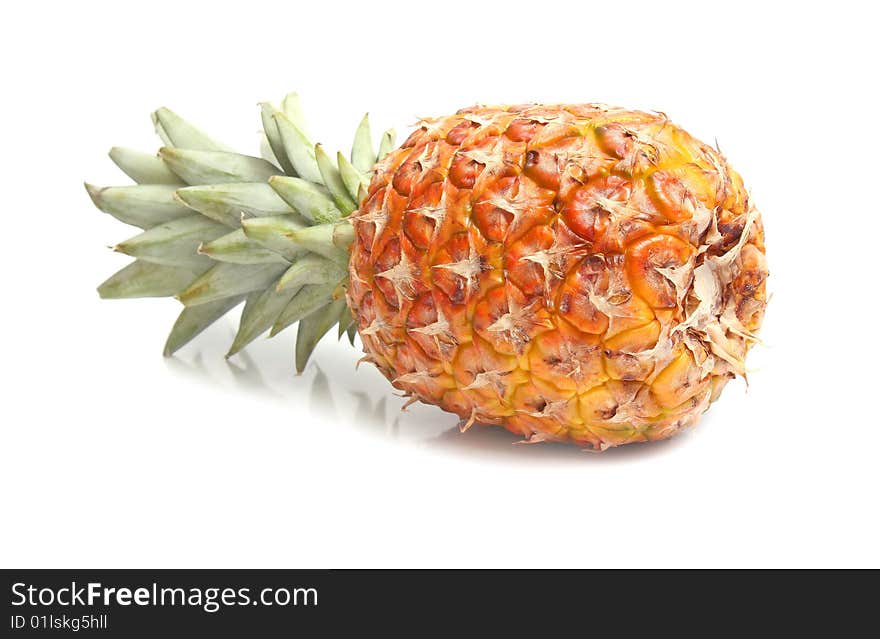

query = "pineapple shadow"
[161,321,701,461]
[308,366,337,418]
[424,419,702,462]
[164,345,285,400]
[162,322,289,400]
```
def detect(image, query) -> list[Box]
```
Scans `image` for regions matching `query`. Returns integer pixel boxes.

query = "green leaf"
[226,282,300,357]
[337,304,356,339]
[164,295,246,356]
[274,223,350,264]
[98,260,205,299]
[159,148,281,185]
[151,107,230,151]
[85,183,191,229]
[316,145,356,214]
[281,92,308,135]
[331,221,355,252]
[377,129,396,162]
[337,152,368,202]
[269,176,341,224]
[295,298,348,373]
[109,147,183,185]
[273,112,322,183]
[240,215,308,261]
[259,103,296,175]
[198,229,289,265]
[175,182,301,228]
[276,254,347,292]
[351,113,375,173]
[273,284,337,337]
[114,215,227,267]
[177,262,287,306]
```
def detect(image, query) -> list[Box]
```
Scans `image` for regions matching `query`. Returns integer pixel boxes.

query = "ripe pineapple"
[87,93,767,450]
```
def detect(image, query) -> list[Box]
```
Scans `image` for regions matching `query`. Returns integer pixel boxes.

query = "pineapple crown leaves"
[86,92,396,372]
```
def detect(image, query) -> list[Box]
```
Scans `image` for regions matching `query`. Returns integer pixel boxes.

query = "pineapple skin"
[347,104,767,449]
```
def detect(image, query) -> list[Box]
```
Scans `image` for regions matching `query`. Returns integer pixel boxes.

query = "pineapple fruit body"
[348,105,767,449]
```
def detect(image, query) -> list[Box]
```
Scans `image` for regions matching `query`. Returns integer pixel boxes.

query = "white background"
[1,1,877,568]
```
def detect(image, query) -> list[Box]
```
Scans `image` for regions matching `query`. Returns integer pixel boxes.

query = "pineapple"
[86,94,768,450]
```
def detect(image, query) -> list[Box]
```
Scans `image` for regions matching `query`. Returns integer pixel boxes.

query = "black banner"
[1,569,870,635]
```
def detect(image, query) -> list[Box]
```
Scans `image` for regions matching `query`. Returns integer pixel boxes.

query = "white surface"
[1,0,878,568]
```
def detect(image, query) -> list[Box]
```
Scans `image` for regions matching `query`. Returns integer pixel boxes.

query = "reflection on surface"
[310,368,335,418]
[163,319,695,461]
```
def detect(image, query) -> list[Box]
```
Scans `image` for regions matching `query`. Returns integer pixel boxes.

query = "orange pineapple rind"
[349,104,767,450]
